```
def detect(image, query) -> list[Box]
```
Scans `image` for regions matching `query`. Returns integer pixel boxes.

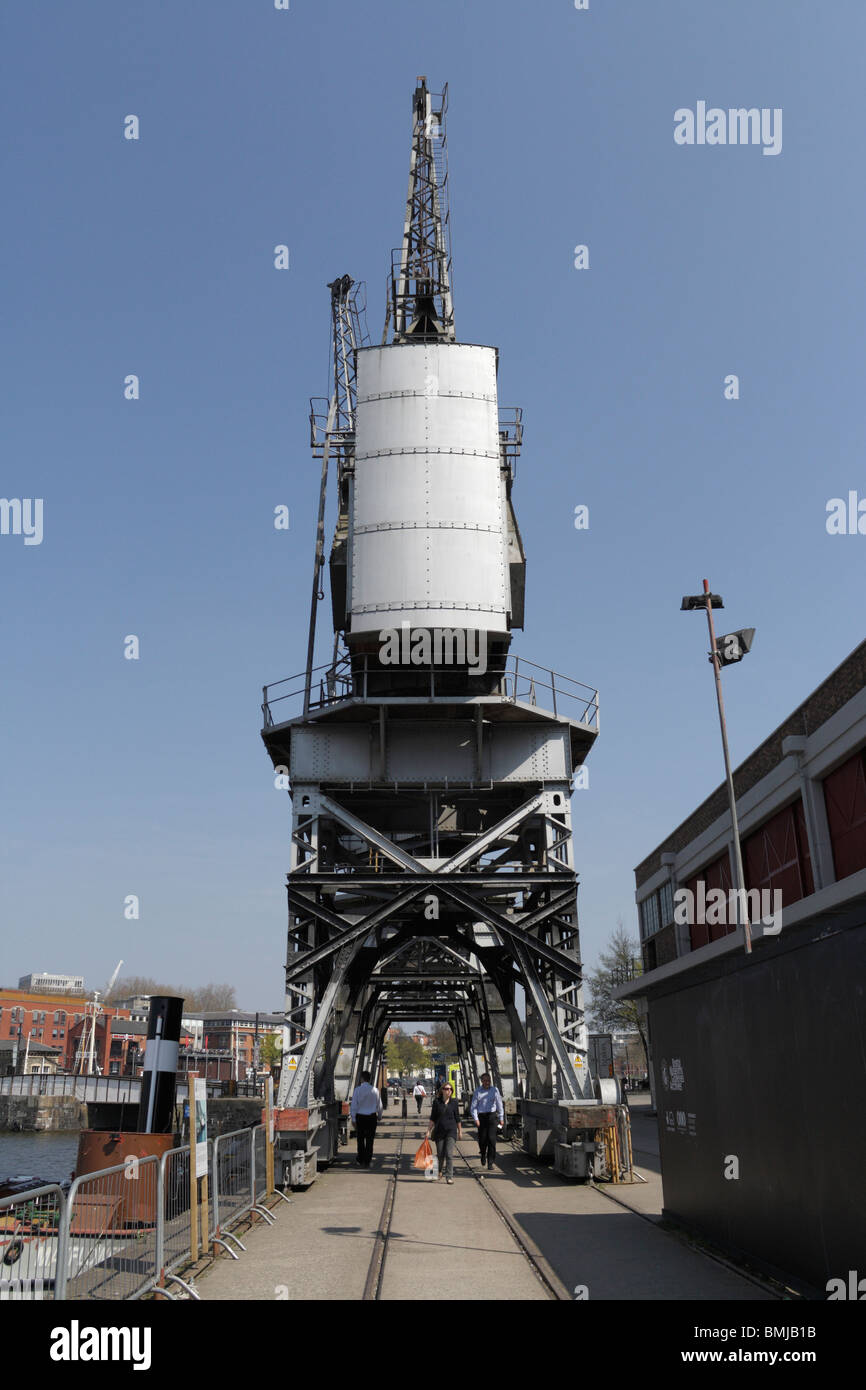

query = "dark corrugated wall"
[648,913,866,1293]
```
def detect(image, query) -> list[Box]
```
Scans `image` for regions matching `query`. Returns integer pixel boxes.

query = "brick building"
[184,1012,284,1076]
[0,988,131,1073]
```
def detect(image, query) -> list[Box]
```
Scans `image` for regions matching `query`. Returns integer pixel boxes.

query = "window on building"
[639,893,660,941]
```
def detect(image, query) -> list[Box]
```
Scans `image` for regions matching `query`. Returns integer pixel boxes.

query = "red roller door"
[823,751,866,881]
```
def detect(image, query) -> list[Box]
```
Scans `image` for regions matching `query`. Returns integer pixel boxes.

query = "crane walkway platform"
[194,1100,774,1302]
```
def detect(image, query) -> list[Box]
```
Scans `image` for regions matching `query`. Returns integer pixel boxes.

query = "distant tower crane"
[75,958,123,1077]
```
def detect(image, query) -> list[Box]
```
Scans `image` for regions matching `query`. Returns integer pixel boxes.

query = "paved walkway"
[194,1102,773,1301]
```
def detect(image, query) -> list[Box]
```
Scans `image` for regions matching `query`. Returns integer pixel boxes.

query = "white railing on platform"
[0,1074,141,1102]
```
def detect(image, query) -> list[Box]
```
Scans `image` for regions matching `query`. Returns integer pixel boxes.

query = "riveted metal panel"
[350,343,509,638]
[489,727,569,782]
[384,722,476,781]
[290,726,372,782]
[289,721,571,786]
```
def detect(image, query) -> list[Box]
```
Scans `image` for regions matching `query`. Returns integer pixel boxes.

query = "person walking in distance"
[470,1072,504,1171]
[350,1070,383,1168]
[413,1080,427,1116]
[426,1082,462,1185]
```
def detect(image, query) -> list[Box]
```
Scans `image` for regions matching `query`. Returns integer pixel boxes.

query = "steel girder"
[274,747,593,1110]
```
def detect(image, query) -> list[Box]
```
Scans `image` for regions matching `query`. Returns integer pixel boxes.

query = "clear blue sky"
[2,1,864,1011]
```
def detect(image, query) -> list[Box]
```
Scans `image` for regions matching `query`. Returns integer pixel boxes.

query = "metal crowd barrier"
[0,1184,66,1300]
[159,1144,193,1278]
[55,1156,160,1301]
[212,1127,254,1238]
[2,1125,276,1300]
[253,1126,267,1205]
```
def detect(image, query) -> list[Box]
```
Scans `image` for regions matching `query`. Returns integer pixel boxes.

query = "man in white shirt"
[350,1070,383,1168]
[470,1072,505,1170]
[412,1081,427,1116]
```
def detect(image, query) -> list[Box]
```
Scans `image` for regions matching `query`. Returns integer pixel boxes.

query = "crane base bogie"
[273,1101,345,1187]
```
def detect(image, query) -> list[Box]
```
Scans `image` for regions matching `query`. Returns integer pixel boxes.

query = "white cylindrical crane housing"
[348,342,510,646]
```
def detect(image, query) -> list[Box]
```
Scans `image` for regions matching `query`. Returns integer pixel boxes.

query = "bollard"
[401,1095,407,1118]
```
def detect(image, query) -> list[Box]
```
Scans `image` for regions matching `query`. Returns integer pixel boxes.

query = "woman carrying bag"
[426,1082,462,1185]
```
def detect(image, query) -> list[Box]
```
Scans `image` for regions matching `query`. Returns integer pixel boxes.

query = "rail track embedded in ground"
[360,1119,571,1302]
[361,1122,407,1301]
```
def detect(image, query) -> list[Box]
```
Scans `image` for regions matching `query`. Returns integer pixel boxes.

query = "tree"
[586,922,649,1069]
[385,1030,430,1076]
[106,977,238,1012]
[427,1025,457,1059]
[259,1031,282,1069]
[385,1036,406,1075]
[192,983,238,1012]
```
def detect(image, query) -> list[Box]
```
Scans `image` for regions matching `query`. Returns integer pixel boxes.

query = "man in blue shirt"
[470,1072,504,1170]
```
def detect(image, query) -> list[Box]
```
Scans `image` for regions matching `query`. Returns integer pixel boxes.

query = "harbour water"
[0,1131,80,1191]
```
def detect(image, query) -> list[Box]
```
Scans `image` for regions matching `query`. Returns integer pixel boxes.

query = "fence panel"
[0,1185,66,1300]
[205,1138,214,1242]
[160,1146,192,1276]
[252,1125,267,1203]
[212,1128,253,1236]
[56,1156,160,1301]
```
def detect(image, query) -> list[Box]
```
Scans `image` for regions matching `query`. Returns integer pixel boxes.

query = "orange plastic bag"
[413,1137,434,1170]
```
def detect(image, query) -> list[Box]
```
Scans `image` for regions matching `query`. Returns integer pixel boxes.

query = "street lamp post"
[682,579,756,956]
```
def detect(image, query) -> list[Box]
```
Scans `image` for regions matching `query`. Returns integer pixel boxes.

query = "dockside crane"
[262,78,612,1188]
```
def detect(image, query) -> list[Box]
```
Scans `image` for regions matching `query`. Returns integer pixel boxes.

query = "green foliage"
[259,1032,282,1068]
[385,1030,430,1075]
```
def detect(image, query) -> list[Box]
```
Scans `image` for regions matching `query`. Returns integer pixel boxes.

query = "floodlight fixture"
[681,593,723,611]
[681,579,754,956]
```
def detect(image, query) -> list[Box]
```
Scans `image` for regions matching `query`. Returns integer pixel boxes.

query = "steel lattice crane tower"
[261,79,612,1188]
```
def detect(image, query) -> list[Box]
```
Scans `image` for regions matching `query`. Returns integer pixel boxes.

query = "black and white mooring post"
[137,995,184,1134]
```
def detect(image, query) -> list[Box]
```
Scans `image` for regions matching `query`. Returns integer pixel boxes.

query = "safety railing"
[0,1074,267,1100]
[263,652,599,731]
[253,1125,268,1205]
[5,1125,278,1300]
[56,1156,161,1301]
[0,1074,140,1101]
[0,1184,66,1300]
[158,1143,197,1280]
[212,1128,254,1236]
